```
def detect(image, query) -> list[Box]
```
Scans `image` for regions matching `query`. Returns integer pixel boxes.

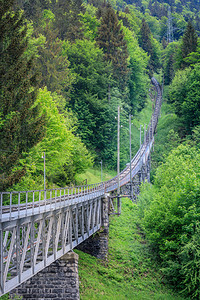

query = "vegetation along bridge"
[0,78,162,298]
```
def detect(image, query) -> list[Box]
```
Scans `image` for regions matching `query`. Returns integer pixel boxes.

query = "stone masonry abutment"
[10,251,79,300]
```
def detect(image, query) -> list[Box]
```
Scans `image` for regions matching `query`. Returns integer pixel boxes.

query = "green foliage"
[138,144,200,298]
[80,4,100,40]
[13,0,51,23]
[163,42,178,85]
[62,39,123,167]
[139,18,153,58]
[35,10,74,98]
[122,25,149,113]
[96,4,129,89]
[52,0,85,41]
[12,88,92,190]
[77,198,185,300]
[138,18,161,75]
[143,11,161,39]
[188,125,200,149]
[23,22,46,61]
[175,21,198,70]
[75,167,116,185]
[125,6,141,35]
[151,112,181,176]
[169,64,200,134]
[184,38,200,66]
[0,1,45,191]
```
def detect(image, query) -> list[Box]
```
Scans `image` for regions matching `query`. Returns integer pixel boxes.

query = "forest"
[0,0,200,298]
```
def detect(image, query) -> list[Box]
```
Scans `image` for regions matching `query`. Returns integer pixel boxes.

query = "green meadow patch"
[76,198,185,300]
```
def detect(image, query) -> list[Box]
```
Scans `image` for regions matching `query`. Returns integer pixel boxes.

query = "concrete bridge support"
[10,251,80,300]
[76,193,109,259]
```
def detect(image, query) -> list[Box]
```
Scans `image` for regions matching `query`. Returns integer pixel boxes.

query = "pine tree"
[13,0,50,24]
[139,18,155,75]
[52,0,85,41]
[0,0,45,190]
[182,20,198,59]
[139,19,152,56]
[36,15,73,98]
[96,4,129,89]
[176,21,198,69]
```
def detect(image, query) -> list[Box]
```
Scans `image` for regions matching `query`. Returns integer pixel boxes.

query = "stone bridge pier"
[10,251,80,300]
[10,194,110,300]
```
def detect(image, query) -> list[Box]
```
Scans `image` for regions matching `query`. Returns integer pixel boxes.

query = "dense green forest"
[0,0,200,298]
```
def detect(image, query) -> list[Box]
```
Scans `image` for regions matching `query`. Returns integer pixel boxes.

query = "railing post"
[44,189,46,212]
[55,189,57,208]
[9,192,12,221]
[50,190,52,211]
[64,188,66,206]
[39,191,41,214]
[32,191,35,215]
[0,193,3,222]
[26,191,28,216]
[18,193,20,218]
[74,187,76,204]
[0,228,3,295]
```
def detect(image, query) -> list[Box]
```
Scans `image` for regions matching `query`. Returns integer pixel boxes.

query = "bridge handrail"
[105,77,162,190]
[0,77,162,219]
[0,182,105,222]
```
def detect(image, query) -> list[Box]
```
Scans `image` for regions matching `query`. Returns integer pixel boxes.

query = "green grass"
[76,198,185,300]
[75,167,116,185]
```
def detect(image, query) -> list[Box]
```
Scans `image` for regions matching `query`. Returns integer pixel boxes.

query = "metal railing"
[0,183,105,222]
[0,78,162,221]
[0,77,162,297]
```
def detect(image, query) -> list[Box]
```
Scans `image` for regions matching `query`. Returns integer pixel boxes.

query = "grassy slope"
[76,199,184,300]
[76,85,184,299]
[75,168,116,185]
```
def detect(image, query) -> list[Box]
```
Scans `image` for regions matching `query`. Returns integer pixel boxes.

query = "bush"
[137,144,200,298]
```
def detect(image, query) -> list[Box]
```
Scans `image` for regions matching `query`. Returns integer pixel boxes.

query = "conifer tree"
[36,13,73,98]
[96,4,129,89]
[139,18,157,75]
[0,0,45,190]
[52,0,85,41]
[182,20,198,59]
[176,21,198,69]
[139,19,153,57]
[14,0,50,24]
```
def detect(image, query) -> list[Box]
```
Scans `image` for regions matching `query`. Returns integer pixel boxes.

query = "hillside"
[77,198,186,300]
[1,0,200,298]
